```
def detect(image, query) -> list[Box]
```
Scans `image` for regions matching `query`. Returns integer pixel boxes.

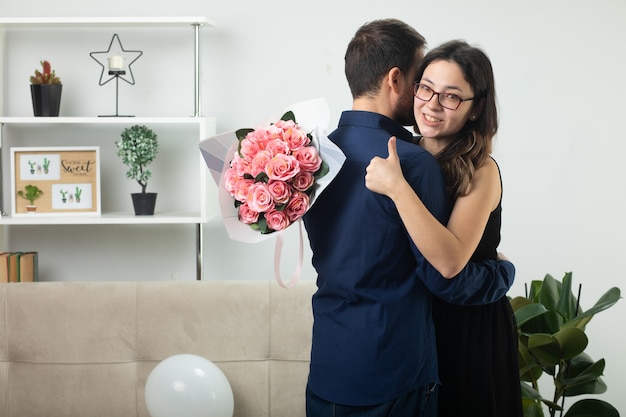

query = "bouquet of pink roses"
[224,111,329,234]
[199,98,345,288]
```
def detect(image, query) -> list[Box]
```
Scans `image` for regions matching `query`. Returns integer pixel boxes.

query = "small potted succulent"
[17,184,44,213]
[30,60,62,117]
[116,125,159,215]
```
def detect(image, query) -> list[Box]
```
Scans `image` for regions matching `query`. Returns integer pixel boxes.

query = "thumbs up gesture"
[365,136,404,197]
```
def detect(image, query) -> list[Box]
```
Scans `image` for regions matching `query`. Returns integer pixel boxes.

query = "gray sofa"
[0,279,316,417]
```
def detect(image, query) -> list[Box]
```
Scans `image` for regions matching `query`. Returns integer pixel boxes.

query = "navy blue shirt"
[303,111,515,406]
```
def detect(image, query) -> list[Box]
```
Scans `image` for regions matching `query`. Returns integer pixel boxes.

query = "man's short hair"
[345,18,426,99]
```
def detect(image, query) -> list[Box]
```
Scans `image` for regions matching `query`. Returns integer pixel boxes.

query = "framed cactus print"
[10,147,101,216]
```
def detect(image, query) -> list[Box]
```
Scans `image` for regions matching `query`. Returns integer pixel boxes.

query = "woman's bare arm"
[366,136,501,278]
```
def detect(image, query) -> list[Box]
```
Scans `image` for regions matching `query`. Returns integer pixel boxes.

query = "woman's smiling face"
[414,59,476,145]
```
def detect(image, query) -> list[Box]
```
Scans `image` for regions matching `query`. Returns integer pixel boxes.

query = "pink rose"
[293,146,322,172]
[222,168,240,196]
[266,138,290,156]
[292,171,315,191]
[250,150,273,177]
[283,126,310,150]
[234,178,255,202]
[231,154,252,177]
[264,209,290,231]
[274,119,297,131]
[240,138,261,162]
[248,125,282,149]
[265,154,300,181]
[285,191,310,221]
[238,203,259,224]
[267,179,292,204]
[246,182,274,213]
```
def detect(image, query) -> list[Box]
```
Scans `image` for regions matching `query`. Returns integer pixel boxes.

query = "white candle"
[108,55,125,71]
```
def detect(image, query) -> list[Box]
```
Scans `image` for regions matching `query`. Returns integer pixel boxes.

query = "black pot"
[30,84,62,117]
[131,192,157,215]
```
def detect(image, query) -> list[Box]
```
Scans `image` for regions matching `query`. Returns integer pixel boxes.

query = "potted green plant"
[116,125,159,215]
[30,60,62,117]
[17,184,44,213]
[511,272,621,417]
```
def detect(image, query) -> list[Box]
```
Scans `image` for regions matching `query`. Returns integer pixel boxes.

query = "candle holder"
[89,34,143,117]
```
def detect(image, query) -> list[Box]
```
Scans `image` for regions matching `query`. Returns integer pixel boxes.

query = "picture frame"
[10,147,101,216]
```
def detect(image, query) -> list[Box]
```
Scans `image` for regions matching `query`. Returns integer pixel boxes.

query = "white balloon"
[145,354,234,417]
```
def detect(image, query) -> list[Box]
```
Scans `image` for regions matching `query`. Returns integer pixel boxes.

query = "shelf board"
[0,211,206,225]
[0,116,208,126]
[0,16,215,27]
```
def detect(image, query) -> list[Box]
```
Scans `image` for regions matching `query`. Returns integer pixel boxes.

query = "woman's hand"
[365,136,406,198]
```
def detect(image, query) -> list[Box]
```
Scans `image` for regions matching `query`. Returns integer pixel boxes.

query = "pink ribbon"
[273,220,304,289]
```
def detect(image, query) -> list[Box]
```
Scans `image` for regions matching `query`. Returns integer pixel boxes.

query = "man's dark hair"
[345,18,426,99]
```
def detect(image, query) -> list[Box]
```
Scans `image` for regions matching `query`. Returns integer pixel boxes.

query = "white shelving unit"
[0,17,216,280]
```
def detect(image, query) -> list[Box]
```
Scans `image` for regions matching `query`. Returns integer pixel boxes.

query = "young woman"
[365,40,522,417]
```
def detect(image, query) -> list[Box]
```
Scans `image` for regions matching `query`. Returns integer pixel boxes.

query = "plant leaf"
[556,272,579,322]
[514,302,548,326]
[519,308,562,335]
[563,398,620,417]
[518,342,544,382]
[559,357,606,396]
[314,161,330,180]
[281,111,296,122]
[563,287,621,329]
[521,382,562,417]
[521,399,546,417]
[528,327,587,367]
[539,274,561,311]
[563,377,607,397]
[553,327,588,360]
[528,279,544,303]
[236,128,254,142]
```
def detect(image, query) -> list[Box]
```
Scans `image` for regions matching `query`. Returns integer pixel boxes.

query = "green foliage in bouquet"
[510,272,621,417]
[116,125,159,194]
[30,60,61,84]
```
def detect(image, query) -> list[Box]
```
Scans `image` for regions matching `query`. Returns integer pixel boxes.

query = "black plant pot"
[131,192,157,215]
[30,84,62,117]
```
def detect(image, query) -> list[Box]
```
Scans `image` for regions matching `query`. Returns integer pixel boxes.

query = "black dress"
[432,170,523,417]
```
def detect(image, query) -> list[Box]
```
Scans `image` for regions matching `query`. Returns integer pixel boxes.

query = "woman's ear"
[470,99,485,120]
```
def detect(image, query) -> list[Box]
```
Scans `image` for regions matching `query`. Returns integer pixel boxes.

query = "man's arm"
[416,257,515,305]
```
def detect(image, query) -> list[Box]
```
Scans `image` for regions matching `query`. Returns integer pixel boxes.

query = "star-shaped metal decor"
[89,33,143,86]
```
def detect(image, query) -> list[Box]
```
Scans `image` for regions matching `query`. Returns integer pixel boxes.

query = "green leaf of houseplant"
[528,327,587,367]
[559,356,606,396]
[521,382,562,413]
[519,342,544,382]
[513,300,547,325]
[528,279,544,303]
[556,272,579,322]
[518,307,562,335]
[539,273,561,311]
[563,376,607,397]
[563,398,620,417]
[563,287,622,329]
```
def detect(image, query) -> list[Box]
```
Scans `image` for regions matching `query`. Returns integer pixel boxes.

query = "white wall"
[2,0,625,413]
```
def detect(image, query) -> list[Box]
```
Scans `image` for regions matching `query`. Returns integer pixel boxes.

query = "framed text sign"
[10,147,101,216]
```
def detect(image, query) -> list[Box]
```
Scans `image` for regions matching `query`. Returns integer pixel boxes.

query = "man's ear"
[386,67,403,93]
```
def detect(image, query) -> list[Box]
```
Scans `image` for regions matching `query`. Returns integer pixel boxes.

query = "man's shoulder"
[396,139,438,165]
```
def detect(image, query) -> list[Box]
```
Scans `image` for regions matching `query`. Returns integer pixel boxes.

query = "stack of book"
[0,252,39,283]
